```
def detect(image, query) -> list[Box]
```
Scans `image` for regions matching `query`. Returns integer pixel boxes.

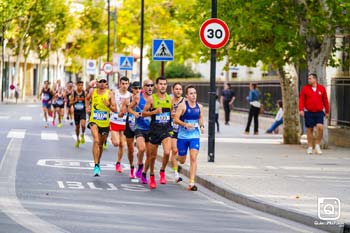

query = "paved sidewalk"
[174,109,349,233]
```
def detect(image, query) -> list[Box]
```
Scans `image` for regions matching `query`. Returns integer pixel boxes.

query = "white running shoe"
[306,147,313,155]
[315,144,323,155]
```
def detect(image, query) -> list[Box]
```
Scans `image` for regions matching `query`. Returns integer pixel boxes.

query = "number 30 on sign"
[199,18,230,49]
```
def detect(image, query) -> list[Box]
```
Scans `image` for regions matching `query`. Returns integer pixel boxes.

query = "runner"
[124,81,141,179]
[170,82,185,183]
[52,87,65,128]
[174,85,205,191]
[128,79,154,184]
[70,80,87,148]
[142,77,173,189]
[39,80,54,128]
[110,76,131,173]
[65,81,74,126]
[85,76,116,176]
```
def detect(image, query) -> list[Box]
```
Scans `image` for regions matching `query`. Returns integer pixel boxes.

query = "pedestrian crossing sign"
[152,39,174,61]
[119,56,134,71]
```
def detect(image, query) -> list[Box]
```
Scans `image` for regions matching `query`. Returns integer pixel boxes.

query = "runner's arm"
[85,91,92,113]
[199,104,205,133]
[174,102,193,129]
[141,97,161,117]
[127,99,140,118]
[109,91,117,112]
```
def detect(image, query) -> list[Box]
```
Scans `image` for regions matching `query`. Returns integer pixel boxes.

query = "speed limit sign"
[102,62,113,74]
[199,18,230,49]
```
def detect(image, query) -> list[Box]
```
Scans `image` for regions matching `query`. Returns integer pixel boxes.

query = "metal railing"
[330,78,350,127]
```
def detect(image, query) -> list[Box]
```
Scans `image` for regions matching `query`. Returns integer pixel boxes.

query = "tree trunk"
[306,36,334,148]
[21,57,27,100]
[279,65,301,144]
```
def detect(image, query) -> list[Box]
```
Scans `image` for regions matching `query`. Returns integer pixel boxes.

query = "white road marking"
[7,129,26,139]
[265,166,278,170]
[37,159,129,170]
[41,131,58,140]
[0,116,10,120]
[0,138,68,233]
[20,116,33,121]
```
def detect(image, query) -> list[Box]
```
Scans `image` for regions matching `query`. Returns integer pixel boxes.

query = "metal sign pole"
[208,0,217,162]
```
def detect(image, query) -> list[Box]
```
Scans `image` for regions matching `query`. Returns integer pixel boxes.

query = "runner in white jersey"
[110,76,131,173]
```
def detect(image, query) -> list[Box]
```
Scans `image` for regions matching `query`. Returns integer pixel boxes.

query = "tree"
[187,0,350,144]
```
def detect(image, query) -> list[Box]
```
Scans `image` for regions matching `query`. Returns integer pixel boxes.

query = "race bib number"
[184,119,199,130]
[93,110,108,121]
[155,112,170,124]
[56,99,64,105]
[128,114,136,130]
[42,93,50,101]
[74,102,84,110]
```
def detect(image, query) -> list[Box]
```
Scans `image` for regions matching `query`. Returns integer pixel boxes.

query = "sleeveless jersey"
[151,93,172,129]
[110,89,131,125]
[73,91,86,112]
[42,88,52,103]
[135,94,151,130]
[178,101,201,139]
[89,89,111,128]
[172,97,184,133]
[125,96,136,132]
[55,94,65,106]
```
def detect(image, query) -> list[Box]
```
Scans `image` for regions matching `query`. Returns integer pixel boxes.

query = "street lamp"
[46,22,55,83]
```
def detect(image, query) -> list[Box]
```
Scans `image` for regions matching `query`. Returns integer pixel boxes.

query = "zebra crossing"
[6,129,93,142]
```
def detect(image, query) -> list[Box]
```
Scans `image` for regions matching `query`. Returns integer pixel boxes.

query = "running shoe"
[57,123,62,128]
[75,140,80,148]
[129,167,136,179]
[315,145,323,155]
[306,147,313,155]
[149,175,157,189]
[52,121,56,126]
[175,177,183,183]
[188,185,198,191]
[159,171,167,184]
[115,163,123,173]
[136,164,144,178]
[80,135,85,144]
[141,174,148,184]
[70,121,73,126]
[93,165,100,176]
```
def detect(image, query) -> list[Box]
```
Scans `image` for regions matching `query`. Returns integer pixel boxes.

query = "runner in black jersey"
[70,80,87,147]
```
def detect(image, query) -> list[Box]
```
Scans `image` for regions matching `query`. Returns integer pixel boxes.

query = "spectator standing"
[244,83,261,135]
[220,83,236,125]
[299,73,329,155]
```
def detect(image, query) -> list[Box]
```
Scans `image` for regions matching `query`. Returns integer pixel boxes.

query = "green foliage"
[148,60,201,79]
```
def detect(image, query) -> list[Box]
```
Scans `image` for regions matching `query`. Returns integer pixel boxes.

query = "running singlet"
[56,95,64,106]
[177,101,201,139]
[110,89,131,125]
[135,94,151,130]
[172,97,184,133]
[89,89,111,128]
[73,91,86,112]
[42,88,52,103]
[151,93,172,128]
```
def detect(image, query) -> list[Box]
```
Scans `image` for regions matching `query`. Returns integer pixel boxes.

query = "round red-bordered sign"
[199,18,230,49]
[102,62,113,74]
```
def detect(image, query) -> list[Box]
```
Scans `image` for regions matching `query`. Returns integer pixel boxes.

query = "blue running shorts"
[177,138,200,156]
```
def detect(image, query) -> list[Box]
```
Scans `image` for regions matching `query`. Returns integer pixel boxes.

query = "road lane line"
[0,138,69,233]
[7,129,26,139]
[41,131,59,140]
[19,116,33,121]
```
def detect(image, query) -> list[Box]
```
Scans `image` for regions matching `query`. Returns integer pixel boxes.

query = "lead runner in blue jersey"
[174,85,205,191]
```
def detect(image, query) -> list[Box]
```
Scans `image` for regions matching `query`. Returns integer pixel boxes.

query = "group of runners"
[40,76,205,191]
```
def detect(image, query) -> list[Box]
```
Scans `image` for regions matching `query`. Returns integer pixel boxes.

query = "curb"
[156,154,345,233]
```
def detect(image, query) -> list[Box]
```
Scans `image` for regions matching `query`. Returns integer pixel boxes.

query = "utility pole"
[107,0,111,82]
[140,0,144,84]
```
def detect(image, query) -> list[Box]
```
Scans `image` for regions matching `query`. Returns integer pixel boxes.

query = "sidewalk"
[173,108,349,233]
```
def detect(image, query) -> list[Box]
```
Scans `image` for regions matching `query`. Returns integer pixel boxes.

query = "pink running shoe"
[115,163,123,173]
[129,167,135,179]
[159,171,167,184]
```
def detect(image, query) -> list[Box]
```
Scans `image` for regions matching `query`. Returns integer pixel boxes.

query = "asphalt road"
[0,103,326,233]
